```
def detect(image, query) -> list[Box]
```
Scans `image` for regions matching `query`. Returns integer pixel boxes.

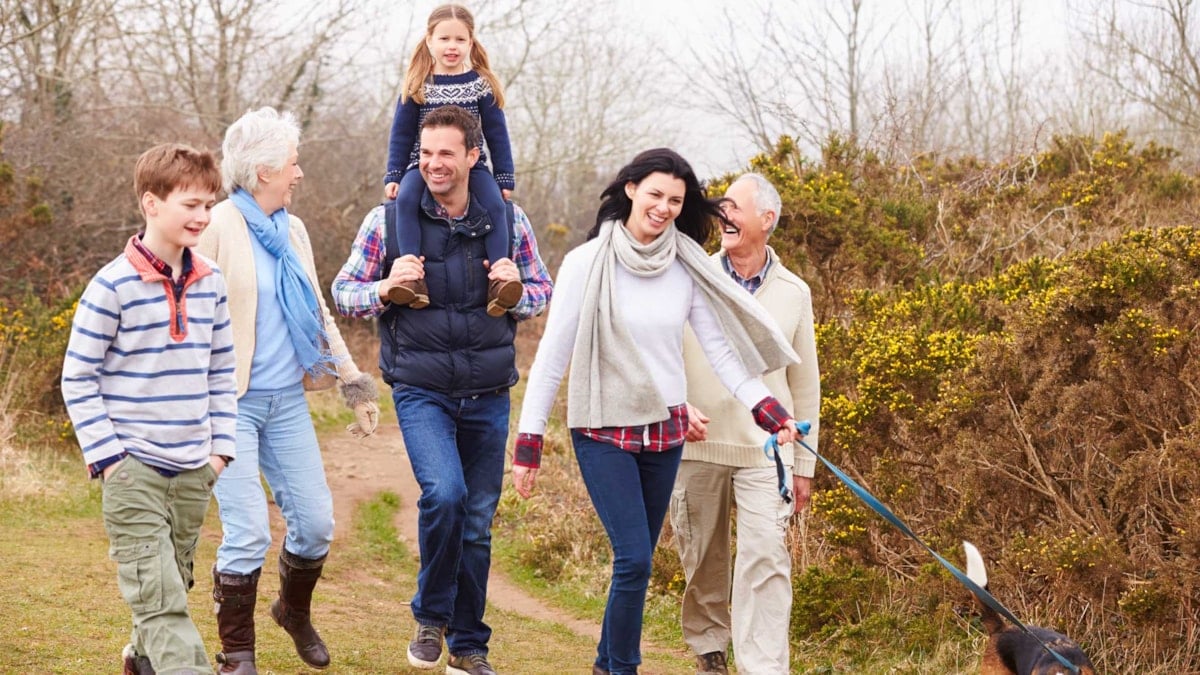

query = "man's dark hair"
[422,105,483,151]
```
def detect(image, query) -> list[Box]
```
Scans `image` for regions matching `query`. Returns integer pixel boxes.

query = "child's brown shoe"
[487,278,523,317]
[387,279,430,309]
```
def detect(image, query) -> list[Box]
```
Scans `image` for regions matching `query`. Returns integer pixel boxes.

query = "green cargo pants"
[102,455,217,674]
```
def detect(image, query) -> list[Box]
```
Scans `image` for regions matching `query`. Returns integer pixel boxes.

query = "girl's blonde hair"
[403,4,505,108]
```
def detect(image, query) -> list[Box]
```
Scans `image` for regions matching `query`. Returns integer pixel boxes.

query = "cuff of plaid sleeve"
[752,396,792,434]
[514,433,543,469]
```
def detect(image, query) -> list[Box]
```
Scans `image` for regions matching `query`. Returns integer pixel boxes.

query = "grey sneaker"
[696,650,729,675]
[446,652,497,675]
[407,623,445,669]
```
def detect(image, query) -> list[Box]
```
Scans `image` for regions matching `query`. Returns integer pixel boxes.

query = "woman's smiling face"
[624,172,685,244]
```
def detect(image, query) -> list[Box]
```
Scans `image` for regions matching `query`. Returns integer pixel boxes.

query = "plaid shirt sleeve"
[514,432,543,469]
[331,206,389,318]
[752,395,793,434]
[508,204,553,321]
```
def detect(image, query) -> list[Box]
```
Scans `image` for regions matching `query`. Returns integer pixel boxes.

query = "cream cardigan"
[197,199,363,398]
[681,247,821,477]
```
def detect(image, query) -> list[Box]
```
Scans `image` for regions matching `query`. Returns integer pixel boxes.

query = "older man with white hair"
[670,173,821,675]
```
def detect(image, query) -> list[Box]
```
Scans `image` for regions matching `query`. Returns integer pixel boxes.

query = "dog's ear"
[963,541,988,588]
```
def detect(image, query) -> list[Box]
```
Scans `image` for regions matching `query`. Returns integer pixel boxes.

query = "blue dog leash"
[770,423,1081,674]
[761,430,793,504]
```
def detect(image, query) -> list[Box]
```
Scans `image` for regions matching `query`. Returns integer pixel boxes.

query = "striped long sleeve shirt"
[61,236,238,478]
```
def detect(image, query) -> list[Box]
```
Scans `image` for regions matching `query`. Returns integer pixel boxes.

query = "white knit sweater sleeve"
[686,282,772,408]
[517,242,592,435]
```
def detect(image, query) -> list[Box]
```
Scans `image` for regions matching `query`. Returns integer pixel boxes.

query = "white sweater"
[518,238,770,436]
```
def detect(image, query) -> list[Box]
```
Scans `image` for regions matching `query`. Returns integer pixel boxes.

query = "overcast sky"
[371,0,1082,177]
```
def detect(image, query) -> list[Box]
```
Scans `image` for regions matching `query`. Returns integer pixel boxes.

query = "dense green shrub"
[806,225,1200,670]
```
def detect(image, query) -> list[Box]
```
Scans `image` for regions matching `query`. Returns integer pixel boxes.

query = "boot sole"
[271,600,331,669]
[387,285,430,309]
[487,279,523,317]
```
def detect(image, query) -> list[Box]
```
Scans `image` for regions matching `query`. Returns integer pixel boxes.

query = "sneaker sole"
[446,664,494,675]
[407,646,441,669]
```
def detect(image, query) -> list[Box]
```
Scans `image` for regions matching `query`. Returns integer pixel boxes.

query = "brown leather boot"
[212,566,260,675]
[270,549,330,669]
[486,278,523,317]
[387,278,430,309]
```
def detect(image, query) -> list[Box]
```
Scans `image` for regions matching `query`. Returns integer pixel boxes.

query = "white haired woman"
[196,107,379,674]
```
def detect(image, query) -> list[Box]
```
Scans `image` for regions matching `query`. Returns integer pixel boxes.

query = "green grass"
[0,460,667,673]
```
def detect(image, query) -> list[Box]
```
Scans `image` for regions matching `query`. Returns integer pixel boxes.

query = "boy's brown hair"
[134,143,222,210]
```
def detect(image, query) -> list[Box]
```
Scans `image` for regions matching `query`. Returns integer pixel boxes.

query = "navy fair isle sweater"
[384,70,515,190]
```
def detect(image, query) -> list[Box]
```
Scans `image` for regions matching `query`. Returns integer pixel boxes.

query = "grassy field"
[0,446,699,674]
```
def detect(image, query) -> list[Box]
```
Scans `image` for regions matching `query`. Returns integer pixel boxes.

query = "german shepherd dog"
[963,542,1097,675]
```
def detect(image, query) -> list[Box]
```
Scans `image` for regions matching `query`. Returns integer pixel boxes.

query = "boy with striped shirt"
[61,143,237,675]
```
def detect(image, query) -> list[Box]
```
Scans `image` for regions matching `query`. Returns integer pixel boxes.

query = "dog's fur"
[963,542,1097,675]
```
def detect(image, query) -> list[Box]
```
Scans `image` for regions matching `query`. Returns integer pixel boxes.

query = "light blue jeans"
[214,384,334,575]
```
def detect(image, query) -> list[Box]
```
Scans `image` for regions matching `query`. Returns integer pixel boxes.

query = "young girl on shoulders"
[383,3,521,317]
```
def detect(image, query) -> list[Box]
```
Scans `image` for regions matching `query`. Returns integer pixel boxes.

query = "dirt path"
[321,424,602,642]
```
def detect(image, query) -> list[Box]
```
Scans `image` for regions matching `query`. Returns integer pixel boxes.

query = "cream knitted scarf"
[566,220,798,428]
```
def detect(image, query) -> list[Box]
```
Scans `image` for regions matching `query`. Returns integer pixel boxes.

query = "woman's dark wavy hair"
[588,148,725,245]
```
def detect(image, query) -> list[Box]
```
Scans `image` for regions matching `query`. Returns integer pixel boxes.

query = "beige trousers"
[670,461,793,675]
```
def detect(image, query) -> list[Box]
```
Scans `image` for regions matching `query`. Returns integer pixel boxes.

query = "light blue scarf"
[231,188,335,377]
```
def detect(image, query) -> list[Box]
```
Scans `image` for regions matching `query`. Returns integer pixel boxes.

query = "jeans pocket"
[110,538,163,614]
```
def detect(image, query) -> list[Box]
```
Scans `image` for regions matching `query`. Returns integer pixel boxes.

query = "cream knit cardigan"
[197,200,363,398]
[681,247,821,477]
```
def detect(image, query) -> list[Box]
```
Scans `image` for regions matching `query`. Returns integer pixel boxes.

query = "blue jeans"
[572,431,684,675]
[392,383,509,656]
[214,385,334,575]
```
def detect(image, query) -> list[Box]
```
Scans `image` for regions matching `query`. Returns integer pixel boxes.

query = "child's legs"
[102,457,214,673]
[214,394,274,575]
[469,166,510,264]
[395,170,425,257]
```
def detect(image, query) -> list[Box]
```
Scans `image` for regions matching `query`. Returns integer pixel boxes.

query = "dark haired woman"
[511,148,802,675]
